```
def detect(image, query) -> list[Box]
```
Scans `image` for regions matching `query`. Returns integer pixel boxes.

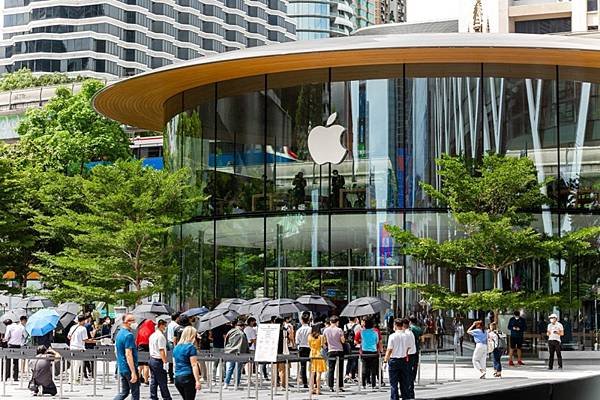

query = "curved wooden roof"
[93,33,600,131]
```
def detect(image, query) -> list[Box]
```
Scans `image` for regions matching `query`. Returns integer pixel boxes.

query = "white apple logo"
[307,112,347,165]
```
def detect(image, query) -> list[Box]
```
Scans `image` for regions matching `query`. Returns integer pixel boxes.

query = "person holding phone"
[547,314,564,370]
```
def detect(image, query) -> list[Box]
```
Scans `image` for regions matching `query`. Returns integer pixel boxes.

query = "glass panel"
[266,70,330,212]
[180,221,215,308]
[558,72,600,211]
[215,217,265,300]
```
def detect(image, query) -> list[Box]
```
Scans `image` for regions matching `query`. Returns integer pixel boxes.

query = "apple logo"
[307,112,347,165]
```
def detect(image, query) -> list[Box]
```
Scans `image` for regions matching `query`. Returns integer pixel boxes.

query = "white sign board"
[254,324,280,363]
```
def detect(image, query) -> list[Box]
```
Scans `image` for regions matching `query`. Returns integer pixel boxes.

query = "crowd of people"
[0,306,568,400]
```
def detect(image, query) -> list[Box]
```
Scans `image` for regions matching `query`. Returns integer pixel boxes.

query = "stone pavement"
[2,357,600,399]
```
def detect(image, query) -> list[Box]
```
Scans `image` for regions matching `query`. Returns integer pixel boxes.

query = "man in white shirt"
[148,319,171,400]
[384,318,412,400]
[68,315,95,383]
[243,317,258,386]
[3,315,28,381]
[295,313,311,388]
[165,312,179,384]
[547,313,564,370]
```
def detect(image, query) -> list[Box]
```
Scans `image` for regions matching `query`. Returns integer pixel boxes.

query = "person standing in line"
[209,320,229,380]
[547,314,564,370]
[436,313,445,349]
[148,319,171,400]
[384,319,412,400]
[408,317,423,385]
[507,310,526,366]
[467,320,488,379]
[323,315,346,392]
[295,313,312,389]
[452,317,465,356]
[113,314,140,400]
[343,316,360,383]
[69,315,96,384]
[172,326,202,400]
[3,315,27,381]
[402,319,417,399]
[83,314,96,380]
[487,322,502,378]
[135,319,156,385]
[308,325,327,395]
[358,317,381,390]
[166,312,180,384]
[223,319,249,388]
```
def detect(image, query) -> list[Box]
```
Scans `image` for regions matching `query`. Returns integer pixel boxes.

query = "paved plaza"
[2,356,599,399]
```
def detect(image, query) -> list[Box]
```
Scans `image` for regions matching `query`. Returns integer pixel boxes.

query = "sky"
[406,0,462,23]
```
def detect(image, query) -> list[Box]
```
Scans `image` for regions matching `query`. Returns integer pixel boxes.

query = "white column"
[572,0,588,32]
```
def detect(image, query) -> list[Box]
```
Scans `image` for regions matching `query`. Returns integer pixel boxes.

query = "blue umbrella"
[182,307,209,318]
[26,309,60,337]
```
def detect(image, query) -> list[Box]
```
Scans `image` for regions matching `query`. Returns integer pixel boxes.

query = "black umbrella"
[182,307,209,318]
[0,308,27,334]
[58,311,77,329]
[296,295,336,313]
[214,298,245,313]
[257,299,308,322]
[15,296,55,310]
[197,310,239,332]
[131,302,173,320]
[56,302,81,315]
[237,298,270,316]
[340,297,391,317]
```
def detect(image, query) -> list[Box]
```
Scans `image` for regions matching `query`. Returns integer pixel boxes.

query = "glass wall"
[165,63,600,317]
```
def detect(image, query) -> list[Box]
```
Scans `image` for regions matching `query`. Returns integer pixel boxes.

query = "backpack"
[496,332,507,351]
[344,323,357,347]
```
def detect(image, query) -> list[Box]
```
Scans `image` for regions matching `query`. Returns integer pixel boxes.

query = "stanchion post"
[452,348,457,382]
[92,358,97,397]
[285,359,289,400]
[254,362,259,400]
[270,362,274,400]
[208,358,213,393]
[308,358,313,400]
[417,350,421,385]
[234,361,239,391]
[434,349,439,384]
[2,355,10,398]
[357,354,362,393]
[247,358,251,399]
[219,358,224,400]
[335,356,340,396]
[378,353,383,391]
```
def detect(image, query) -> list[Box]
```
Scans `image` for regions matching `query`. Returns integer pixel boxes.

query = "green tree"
[36,160,204,305]
[0,68,86,91]
[384,154,563,313]
[17,80,131,174]
[0,146,37,293]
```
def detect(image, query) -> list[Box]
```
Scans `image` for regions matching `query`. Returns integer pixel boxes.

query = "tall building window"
[589,0,598,12]
[514,17,571,34]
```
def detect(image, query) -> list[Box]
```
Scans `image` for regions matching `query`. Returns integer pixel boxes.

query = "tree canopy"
[0,68,87,91]
[16,79,131,174]
[36,161,203,304]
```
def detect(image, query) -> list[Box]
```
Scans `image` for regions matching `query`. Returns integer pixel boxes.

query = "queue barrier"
[0,346,458,400]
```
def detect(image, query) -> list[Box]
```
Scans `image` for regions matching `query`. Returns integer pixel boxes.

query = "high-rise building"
[405,0,600,35]
[287,0,355,40]
[353,0,375,28]
[0,0,296,79]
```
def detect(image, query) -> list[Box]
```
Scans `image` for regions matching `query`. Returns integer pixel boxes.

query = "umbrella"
[131,302,174,318]
[15,296,55,310]
[0,308,27,334]
[155,314,172,323]
[26,309,60,337]
[58,311,77,329]
[296,295,336,313]
[57,302,81,315]
[257,299,308,322]
[340,297,391,317]
[237,298,270,315]
[214,298,245,313]
[197,309,239,332]
[182,307,209,318]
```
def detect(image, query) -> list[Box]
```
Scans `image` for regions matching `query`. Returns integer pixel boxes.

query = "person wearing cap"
[223,319,249,388]
[547,314,564,370]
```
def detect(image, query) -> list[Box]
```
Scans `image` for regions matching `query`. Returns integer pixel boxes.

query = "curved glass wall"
[166,64,600,317]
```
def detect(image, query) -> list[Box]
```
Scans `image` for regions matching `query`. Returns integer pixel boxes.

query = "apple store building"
[95,32,600,312]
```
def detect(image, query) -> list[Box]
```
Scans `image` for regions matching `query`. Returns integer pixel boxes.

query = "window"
[125,49,135,61]
[95,40,106,53]
[125,11,136,24]
[589,0,598,12]
[124,30,135,42]
[514,17,571,34]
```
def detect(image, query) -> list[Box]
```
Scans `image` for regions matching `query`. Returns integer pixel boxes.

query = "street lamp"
[592,279,600,351]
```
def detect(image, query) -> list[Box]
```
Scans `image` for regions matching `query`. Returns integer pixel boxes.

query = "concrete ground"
[2,355,600,399]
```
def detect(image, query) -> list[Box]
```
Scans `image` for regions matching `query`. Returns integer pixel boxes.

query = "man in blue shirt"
[507,310,526,366]
[114,313,140,400]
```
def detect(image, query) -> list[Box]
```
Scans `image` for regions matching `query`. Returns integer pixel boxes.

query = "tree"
[17,79,131,174]
[36,161,204,305]
[0,68,86,91]
[0,146,37,293]
[384,154,563,313]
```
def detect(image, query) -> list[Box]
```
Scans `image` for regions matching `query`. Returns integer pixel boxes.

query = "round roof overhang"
[93,33,600,131]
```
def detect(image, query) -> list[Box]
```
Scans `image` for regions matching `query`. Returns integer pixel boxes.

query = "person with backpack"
[343,317,360,383]
[487,322,503,378]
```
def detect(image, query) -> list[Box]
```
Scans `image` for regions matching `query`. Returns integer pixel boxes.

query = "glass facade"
[165,64,600,314]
